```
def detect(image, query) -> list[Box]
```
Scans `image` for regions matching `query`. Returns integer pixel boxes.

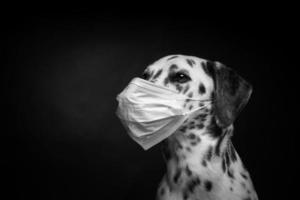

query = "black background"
[2,6,296,200]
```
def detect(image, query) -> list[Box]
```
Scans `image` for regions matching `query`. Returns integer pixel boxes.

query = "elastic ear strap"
[183,101,211,116]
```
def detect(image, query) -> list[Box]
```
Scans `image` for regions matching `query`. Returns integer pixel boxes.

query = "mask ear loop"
[182,100,212,116]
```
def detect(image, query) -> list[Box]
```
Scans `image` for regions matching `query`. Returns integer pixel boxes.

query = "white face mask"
[116,78,211,150]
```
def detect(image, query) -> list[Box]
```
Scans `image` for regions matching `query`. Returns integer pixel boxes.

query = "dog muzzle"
[116,78,211,150]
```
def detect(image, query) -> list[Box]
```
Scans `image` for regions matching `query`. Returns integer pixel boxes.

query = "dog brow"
[178,69,190,76]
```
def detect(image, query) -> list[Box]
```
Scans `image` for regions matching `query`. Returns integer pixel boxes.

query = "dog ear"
[207,61,253,127]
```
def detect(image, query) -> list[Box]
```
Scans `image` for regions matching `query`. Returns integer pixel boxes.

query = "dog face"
[142,55,214,101]
[141,55,252,127]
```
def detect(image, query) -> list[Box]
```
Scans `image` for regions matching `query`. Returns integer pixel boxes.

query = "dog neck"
[162,108,232,165]
[161,111,258,200]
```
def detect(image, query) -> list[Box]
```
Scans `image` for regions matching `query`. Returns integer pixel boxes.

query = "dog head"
[141,55,252,128]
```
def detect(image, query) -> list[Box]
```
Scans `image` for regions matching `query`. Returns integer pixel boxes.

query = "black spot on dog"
[185,166,192,176]
[241,182,246,188]
[160,187,165,195]
[199,83,206,94]
[186,146,192,152]
[188,92,193,98]
[241,172,248,180]
[199,113,207,119]
[142,71,151,80]
[169,64,178,71]
[189,105,193,110]
[186,59,195,67]
[195,113,207,121]
[188,122,195,129]
[189,125,195,130]
[183,191,189,200]
[187,177,201,193]
[206,146,213,161]
[222,158,227,172]
[177,143,183,150]
[153,69,163,80]
[173,169,182,183]
[190,139,200,146]
[183,85,190,94]
[175,84,183,92]
[243,197,251,200]
[230,187,233,191]
[202,159,207,167]
[196,124,204,129]
[163,77,170,86]
[188,133,196,140]
[204,180,213,192]
[179,126,187,132]
[167,55,179,60]
[142,69,155,80]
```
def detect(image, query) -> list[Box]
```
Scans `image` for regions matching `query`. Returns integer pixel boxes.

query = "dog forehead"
[149,55,206,69]
[147,55,213,85]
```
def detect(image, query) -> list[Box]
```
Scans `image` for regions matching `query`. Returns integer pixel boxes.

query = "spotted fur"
[142,55,258,200]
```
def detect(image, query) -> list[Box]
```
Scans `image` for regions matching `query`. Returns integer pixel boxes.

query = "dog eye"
[169,72,191,83]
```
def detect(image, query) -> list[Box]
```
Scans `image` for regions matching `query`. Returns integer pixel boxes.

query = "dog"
[140,55,258,200]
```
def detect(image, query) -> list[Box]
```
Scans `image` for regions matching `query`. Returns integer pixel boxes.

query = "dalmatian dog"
[140,55,258,200]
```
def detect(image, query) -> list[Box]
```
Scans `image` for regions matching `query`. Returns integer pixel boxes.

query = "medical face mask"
[116,78,211,150]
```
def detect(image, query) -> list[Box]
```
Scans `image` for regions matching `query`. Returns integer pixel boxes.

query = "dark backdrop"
[2,7,295,200]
